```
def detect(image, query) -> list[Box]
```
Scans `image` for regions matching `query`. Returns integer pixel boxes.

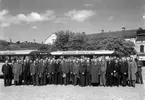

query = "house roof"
[136,36,145,41]
[44,33,56,42]
[137,29,145,36]
[87,29,137,40]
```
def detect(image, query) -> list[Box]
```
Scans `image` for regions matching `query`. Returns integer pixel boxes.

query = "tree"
[65,33,87,50]
[54,30,74,50]
[84,35,136,56]
[54,30,88,50]
[51,30,136,57]
[38,44,50,51]
[16,41,20,44]
[137,27,144,35]
[101,30,104,33]
[96,36,136,56]
[8,44,21,50]
[122,27,126,31]
[84,39,99,50]
[49,45,57,51]
[0,40,9,50]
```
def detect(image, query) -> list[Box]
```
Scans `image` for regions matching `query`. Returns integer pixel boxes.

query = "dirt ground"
[0,68,145,100]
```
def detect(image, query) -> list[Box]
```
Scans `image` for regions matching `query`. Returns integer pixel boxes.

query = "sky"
[0,0,145,43]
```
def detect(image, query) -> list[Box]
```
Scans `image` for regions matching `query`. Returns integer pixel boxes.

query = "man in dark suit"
[59,59,64,85]
[51,59,55,84]
[135,58,143,84]
[86,59,91,86]
[35,59,40,86]
[23,59,31,85]
[30,60,36,86]
[120,58,128,86]
[2,60,12,86]
[106,57,112,86]
[112,59,120,87]
[79,59,86,87]
[38,59,43,86]
[69,59,74,85]
[54,59,60,85]
[48,59,53,84]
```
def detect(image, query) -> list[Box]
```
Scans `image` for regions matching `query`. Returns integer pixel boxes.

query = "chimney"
[122,27,126,31]
[82,32,86,35]
[10,38,12,43]
[101,30,104,33]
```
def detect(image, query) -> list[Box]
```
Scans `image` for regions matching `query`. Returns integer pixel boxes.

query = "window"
[140,45,144,52]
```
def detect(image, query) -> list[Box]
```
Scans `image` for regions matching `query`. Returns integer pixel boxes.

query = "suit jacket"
[113,62,120,73]
[63,62,70,74]
[136,61,143,72]
[69,62,73,74]
[35,63,39,75]
[73,63,79,75]
[2,64,12,76]
[30,63,36,75]
[44,63,49,74]
[120,61,128,74]
[79,62,86,75]
[51,62,55,73]
[38,63,45,74]
[106,61,112,73]
[86,64,91,74]
[23,62,30,75]
[54,62,59,74]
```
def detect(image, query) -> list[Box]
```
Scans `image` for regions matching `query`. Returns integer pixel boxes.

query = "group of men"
[2,56,143,87]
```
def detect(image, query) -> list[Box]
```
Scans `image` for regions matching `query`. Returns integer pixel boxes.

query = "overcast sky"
[0,0,144,42]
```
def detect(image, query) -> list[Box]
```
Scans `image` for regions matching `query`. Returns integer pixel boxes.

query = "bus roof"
[50,50,115,56]
[0,50,36,56]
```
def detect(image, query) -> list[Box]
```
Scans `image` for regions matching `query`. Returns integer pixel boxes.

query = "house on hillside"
[44,33,57,45]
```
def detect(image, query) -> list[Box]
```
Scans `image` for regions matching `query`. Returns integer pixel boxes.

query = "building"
[135,29,145,65]
[44,28,145,65]
[44,33,57,45]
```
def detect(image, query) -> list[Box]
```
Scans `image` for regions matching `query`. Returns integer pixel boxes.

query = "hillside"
[0,40,50,50]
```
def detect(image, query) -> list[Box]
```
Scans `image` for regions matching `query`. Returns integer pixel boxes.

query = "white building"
[44,33,57,45]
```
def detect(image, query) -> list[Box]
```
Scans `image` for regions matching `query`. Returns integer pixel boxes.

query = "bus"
[0,50,115,77]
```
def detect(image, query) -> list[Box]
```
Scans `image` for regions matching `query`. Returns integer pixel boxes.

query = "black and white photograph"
[0,0,145,100]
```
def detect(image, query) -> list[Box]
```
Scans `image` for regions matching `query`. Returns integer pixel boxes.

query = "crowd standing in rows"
[2,56,143,87]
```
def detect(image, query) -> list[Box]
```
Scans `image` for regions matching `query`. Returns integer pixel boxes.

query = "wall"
[44,34,57,45]
[135,41,145,53]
